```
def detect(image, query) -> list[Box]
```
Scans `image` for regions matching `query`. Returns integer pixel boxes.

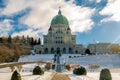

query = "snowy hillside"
[0,54,120,80]
[18,54,120,68]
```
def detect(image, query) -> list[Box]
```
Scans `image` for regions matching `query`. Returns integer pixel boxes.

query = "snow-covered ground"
[19,54,120,68]
[0,68,120,80]
[0,54,120,80]
[0,68,52,80]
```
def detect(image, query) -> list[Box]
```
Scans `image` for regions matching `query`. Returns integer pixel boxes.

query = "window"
[44,48,48,54]
[69,48,73,54]
[63,48,66,54]
[51,48,54,53]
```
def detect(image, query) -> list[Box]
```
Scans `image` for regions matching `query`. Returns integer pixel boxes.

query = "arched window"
[56,47,60,54]
[44,48,48,54]
[63,48,66,54]
[57,47,60,50]
[51,48,54,54]
[69,48,73,54]
[39,51,41,54]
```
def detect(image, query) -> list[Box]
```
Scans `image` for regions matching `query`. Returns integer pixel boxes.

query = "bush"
[0,44,30,63]
[73,66,87,75]
[69,56,72,58]
[33,66,44,75]
[66,64,71,71]
[9,65,15,72]
[88,64,100,69]
[99,68,112,80]
[11,70,21,80]
[16,65,22,72]
[45,62,51,70]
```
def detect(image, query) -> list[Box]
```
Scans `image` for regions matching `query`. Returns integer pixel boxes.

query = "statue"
[54,48,62,72]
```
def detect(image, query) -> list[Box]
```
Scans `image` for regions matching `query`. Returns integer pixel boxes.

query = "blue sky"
[0,0,120,45]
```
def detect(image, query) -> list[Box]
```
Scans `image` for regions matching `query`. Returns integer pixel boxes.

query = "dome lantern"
[67,27,71,31]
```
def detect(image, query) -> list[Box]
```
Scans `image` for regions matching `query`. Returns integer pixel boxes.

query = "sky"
[0,0,120,45]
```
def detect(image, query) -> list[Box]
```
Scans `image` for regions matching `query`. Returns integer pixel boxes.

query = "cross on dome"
[58,6,61,15]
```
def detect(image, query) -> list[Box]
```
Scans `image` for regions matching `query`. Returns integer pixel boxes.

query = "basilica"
[34,9,84,54]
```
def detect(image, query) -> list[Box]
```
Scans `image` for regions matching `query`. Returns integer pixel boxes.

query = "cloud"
[96,0,101,3]
[0,0,95,37]
[63,6,95,32]
[0,19,13,37]
[112,35,120,43]
[12,28,40,38]
[19,0,95,34]
[0,0,31,16]
[99,0,120,22]
[89,0,101,3]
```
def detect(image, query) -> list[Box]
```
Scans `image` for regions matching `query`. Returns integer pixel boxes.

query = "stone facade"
[34,10,83,54]
[87,43,119,54]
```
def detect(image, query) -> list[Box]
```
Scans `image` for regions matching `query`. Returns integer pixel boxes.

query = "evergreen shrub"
[99,68,112,80]
[69,56,72,58]
[11,70,21,80]
[73,66,87,75]
[33,66,44,75]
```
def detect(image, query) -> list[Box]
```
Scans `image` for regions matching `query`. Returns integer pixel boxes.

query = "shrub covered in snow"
[66,64,71,71]
[88,64,100,69]
[45,62,52,70]
[11,70,21,80]
[99,68,112,80]
[16,65,22,72]
[33,66,44,75]
[73,66,87,75]
[9,65,15,72]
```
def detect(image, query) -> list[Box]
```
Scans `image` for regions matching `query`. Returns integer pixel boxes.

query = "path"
[50,72,71,80]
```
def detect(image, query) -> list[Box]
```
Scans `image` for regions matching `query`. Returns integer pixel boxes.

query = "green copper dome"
[51,10,69,26]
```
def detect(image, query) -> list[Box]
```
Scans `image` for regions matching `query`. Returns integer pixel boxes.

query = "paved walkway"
[49,72,71,80]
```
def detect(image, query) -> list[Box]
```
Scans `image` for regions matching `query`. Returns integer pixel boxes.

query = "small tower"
[67,26,71,34]
[48,26,52,34]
